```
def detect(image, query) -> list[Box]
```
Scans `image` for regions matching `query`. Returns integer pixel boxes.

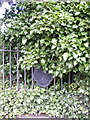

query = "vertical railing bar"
[61,77,63,90]
[0,44,2,89]
[17,44,19,90]
[2,44,5,90]
[10,43,12,89]
[68,72,71,85]
[71,72,74,83]
[54,78,56,93]
[24,67,26,89]
[32,67,34,89]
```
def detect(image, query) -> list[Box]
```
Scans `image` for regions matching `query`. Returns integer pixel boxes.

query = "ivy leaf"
[51,38,57,44]
[75,12,80,15]
[67,62,73,68]
[49,70,53,74]
[26,35,30,39]
[73,25,78,28]
[73,53,78,59]
[80,47,85,51]
[55,71,59,76]
[63,69,66,73]
[73,61,78,66]
[84,42,89,47]
[41,59,45,64]
[81,57,86,62]
[79,65,85,72]
[51,45,56,49]
[22,37,27,45]
[63,52,69,61]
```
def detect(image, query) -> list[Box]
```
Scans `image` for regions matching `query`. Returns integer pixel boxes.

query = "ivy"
[1,1,90,78]
[0,77,89,119]
[0,1,90,119]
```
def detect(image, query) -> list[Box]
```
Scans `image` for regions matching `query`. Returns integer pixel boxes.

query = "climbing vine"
[2,1,90,78]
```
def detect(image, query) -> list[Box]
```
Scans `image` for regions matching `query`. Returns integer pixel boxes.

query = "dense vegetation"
[0,1,90,118]
[2,1,90,78]
[0,77,89,118]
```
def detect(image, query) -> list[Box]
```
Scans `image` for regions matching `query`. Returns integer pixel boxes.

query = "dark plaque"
[33,68,53,87]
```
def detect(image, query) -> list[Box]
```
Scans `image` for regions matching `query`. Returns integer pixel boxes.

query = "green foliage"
[0,2,89,119]
[0,77,89,119]
[2,1,90,78]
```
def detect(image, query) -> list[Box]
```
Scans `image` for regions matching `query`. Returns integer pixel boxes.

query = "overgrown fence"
[0,44,32,90]
[0,0,89,91]
[0,44,74,91]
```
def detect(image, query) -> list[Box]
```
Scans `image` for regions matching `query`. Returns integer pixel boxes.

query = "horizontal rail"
[0,49,21,52]
[0,44,75,91]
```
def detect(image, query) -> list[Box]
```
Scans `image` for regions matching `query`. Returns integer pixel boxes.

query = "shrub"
[0,77,89,118]
[2,1,90,78]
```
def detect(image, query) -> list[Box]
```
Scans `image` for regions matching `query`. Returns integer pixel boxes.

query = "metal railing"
[0,44,74,91]
[0,44,21,90]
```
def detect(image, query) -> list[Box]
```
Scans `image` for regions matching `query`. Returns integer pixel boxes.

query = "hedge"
[2,1,90,78]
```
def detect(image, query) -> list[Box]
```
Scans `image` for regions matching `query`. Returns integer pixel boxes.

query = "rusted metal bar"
[10,43,12,89]
[2,44,5,90]
[32,67,34,89]
[61,77,63,90]
[17,45,19,90]
[68,72,71,85]
[71,72,74,83]
[0,49,21,52]
[54,78,56,92]
[24,67,26,89]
